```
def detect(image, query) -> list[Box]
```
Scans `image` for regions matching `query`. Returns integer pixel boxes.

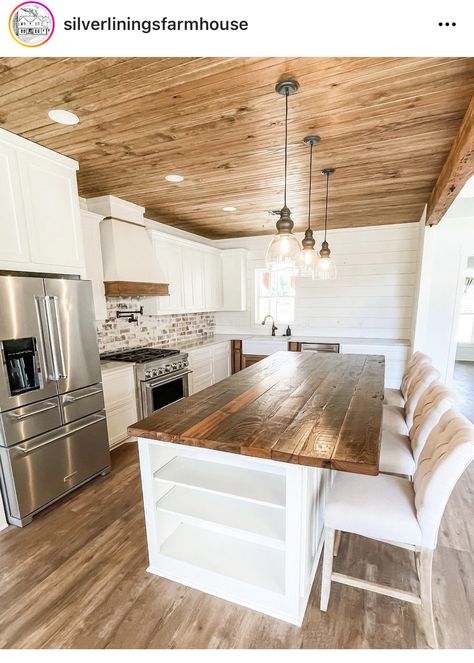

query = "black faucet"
[261,314,278,336]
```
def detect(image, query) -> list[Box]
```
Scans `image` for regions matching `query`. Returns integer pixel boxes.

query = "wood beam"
[426,94,474,225]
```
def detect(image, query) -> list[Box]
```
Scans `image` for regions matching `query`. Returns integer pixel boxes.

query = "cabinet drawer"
[61,384,104,424]
[0,399,62,447]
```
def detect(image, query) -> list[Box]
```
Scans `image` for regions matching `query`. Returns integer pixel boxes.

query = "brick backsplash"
[97,298,216,354]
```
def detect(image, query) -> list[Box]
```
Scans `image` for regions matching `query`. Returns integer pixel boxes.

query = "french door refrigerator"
[0,275,110,526]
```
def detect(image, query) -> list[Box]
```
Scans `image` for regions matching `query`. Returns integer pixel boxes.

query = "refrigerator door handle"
[34,296,56,382]
[45,296,68,380]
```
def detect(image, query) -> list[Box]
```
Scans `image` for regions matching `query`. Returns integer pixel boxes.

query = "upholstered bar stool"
[380,382,455,477]
[383,364,440,436]
[384,351,432,407]
[320,409,474,648]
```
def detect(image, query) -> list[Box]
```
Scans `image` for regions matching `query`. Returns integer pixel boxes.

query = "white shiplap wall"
[215,223,418,340]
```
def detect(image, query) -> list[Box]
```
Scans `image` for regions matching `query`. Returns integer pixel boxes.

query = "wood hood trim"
[104,281,169,297]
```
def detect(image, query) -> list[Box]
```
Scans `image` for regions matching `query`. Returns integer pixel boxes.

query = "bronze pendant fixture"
[317,167,337,280]
[265,79,302,272]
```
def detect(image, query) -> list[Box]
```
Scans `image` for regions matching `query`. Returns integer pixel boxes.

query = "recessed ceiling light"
[223,206,237,212]
[48,109,80,126]
[165,174,184,183]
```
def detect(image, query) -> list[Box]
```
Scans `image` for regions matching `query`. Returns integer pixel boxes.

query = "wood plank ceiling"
[1,57,473,239]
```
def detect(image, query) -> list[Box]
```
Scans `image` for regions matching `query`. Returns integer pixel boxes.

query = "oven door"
[140,370,191,418]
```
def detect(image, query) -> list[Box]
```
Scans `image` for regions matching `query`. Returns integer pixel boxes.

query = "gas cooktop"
[100,348,180,364]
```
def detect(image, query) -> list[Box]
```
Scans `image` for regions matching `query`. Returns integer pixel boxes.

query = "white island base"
[138,437,333,625]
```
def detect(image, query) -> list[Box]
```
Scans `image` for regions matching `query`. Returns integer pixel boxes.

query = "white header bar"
[0,0,472,57]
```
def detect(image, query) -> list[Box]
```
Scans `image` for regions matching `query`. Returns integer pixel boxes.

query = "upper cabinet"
[0,129,84,275]
[143,230,226,315]
[221,249,247,311]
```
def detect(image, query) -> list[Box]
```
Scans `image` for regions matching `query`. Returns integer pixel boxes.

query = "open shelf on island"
[160,522,286,595]
[154,456,286,508]
[157,485,286,549]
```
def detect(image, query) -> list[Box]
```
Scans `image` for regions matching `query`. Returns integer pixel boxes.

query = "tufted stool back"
[414,409,474,549]
[409,382,456,464]
[404,365,440,429]
[400,351,432,399]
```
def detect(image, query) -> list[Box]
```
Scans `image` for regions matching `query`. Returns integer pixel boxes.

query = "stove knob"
[158,367,165,375]
[166,365,172,372]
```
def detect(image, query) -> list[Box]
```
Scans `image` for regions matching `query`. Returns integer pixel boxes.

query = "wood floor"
[0,441,473,649]
[454,361,474,423]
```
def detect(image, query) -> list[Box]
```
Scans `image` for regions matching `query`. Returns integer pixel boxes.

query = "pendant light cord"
[307,142,313,231]
[284,89,289,207]
[324,171,329,242]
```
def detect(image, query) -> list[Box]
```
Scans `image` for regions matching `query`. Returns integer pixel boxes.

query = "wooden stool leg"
[419,549,438,649]
[320,528,335,612]
[334,530,342,557]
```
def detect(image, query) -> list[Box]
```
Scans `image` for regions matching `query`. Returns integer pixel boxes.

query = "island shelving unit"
[130,351,384,625]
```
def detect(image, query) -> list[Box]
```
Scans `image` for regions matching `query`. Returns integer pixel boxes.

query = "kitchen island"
[129,351,384,625]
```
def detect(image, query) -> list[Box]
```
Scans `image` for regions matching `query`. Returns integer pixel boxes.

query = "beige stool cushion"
[383,387,405,408]
[382,404,409,435]
[379,429,415,475]
[325,472,422,547]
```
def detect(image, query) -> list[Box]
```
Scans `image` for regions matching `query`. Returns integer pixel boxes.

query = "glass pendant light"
[265,80,301,272]
[297,135,321,278]
[317,167,337,280]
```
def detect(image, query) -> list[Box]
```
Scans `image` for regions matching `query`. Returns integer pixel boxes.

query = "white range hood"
[86,196,169,297]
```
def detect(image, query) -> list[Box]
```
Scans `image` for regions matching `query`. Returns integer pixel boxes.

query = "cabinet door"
[241,354,267,369]
[212,345,231,383]
[0,142,30,264]
[221,250,247,311]
[182,247,205,310]
[155,239,184,312]
[18,152,84,269]
[204,252,223,311]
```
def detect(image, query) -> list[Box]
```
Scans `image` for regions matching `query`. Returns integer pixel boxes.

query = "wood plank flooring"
[454,361,474,423]
[0,442,472,649]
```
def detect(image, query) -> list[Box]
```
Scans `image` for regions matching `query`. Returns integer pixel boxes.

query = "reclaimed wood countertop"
[129,351,385,475]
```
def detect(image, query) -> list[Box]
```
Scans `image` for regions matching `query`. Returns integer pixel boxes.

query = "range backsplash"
[96,298,216,354]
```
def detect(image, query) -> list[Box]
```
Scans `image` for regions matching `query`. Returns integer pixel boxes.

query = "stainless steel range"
[100,348,191,419]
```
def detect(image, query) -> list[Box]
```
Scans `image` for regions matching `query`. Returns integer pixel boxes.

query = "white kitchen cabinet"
[188,342,231,395]
[143,230,224,315]
[182,246,205,311]
[0,141,30,265]
[80,208,107,320]
[212,342,231,383]
[101,363,138,449]
[221,249,247,311]
[0,129,84,275]
[204,251,223,311]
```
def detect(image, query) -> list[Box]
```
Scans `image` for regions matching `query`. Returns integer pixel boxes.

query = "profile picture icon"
[9,2,55,47]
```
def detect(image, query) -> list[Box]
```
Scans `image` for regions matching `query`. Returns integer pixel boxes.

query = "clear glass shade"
[316,254,337,280]
[265,233,301,272]
[296,246,318,278]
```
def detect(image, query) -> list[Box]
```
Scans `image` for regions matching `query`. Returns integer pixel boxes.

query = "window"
[255,268,295,324]
[457,268,474,344]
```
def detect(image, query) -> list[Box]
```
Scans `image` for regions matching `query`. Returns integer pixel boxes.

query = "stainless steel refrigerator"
[0,274,110,526]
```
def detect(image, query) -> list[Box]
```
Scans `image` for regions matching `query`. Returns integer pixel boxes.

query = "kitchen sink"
[242,336,290,356]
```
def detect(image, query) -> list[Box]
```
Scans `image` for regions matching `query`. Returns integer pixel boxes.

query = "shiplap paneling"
[214,223,418,340]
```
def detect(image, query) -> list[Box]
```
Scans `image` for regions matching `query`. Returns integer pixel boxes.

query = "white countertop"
[100,360,135,373]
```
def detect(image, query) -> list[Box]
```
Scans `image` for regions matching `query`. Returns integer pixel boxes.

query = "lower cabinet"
[188,342,231,395]
[101,363,138,449]
[241,354,267,369]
